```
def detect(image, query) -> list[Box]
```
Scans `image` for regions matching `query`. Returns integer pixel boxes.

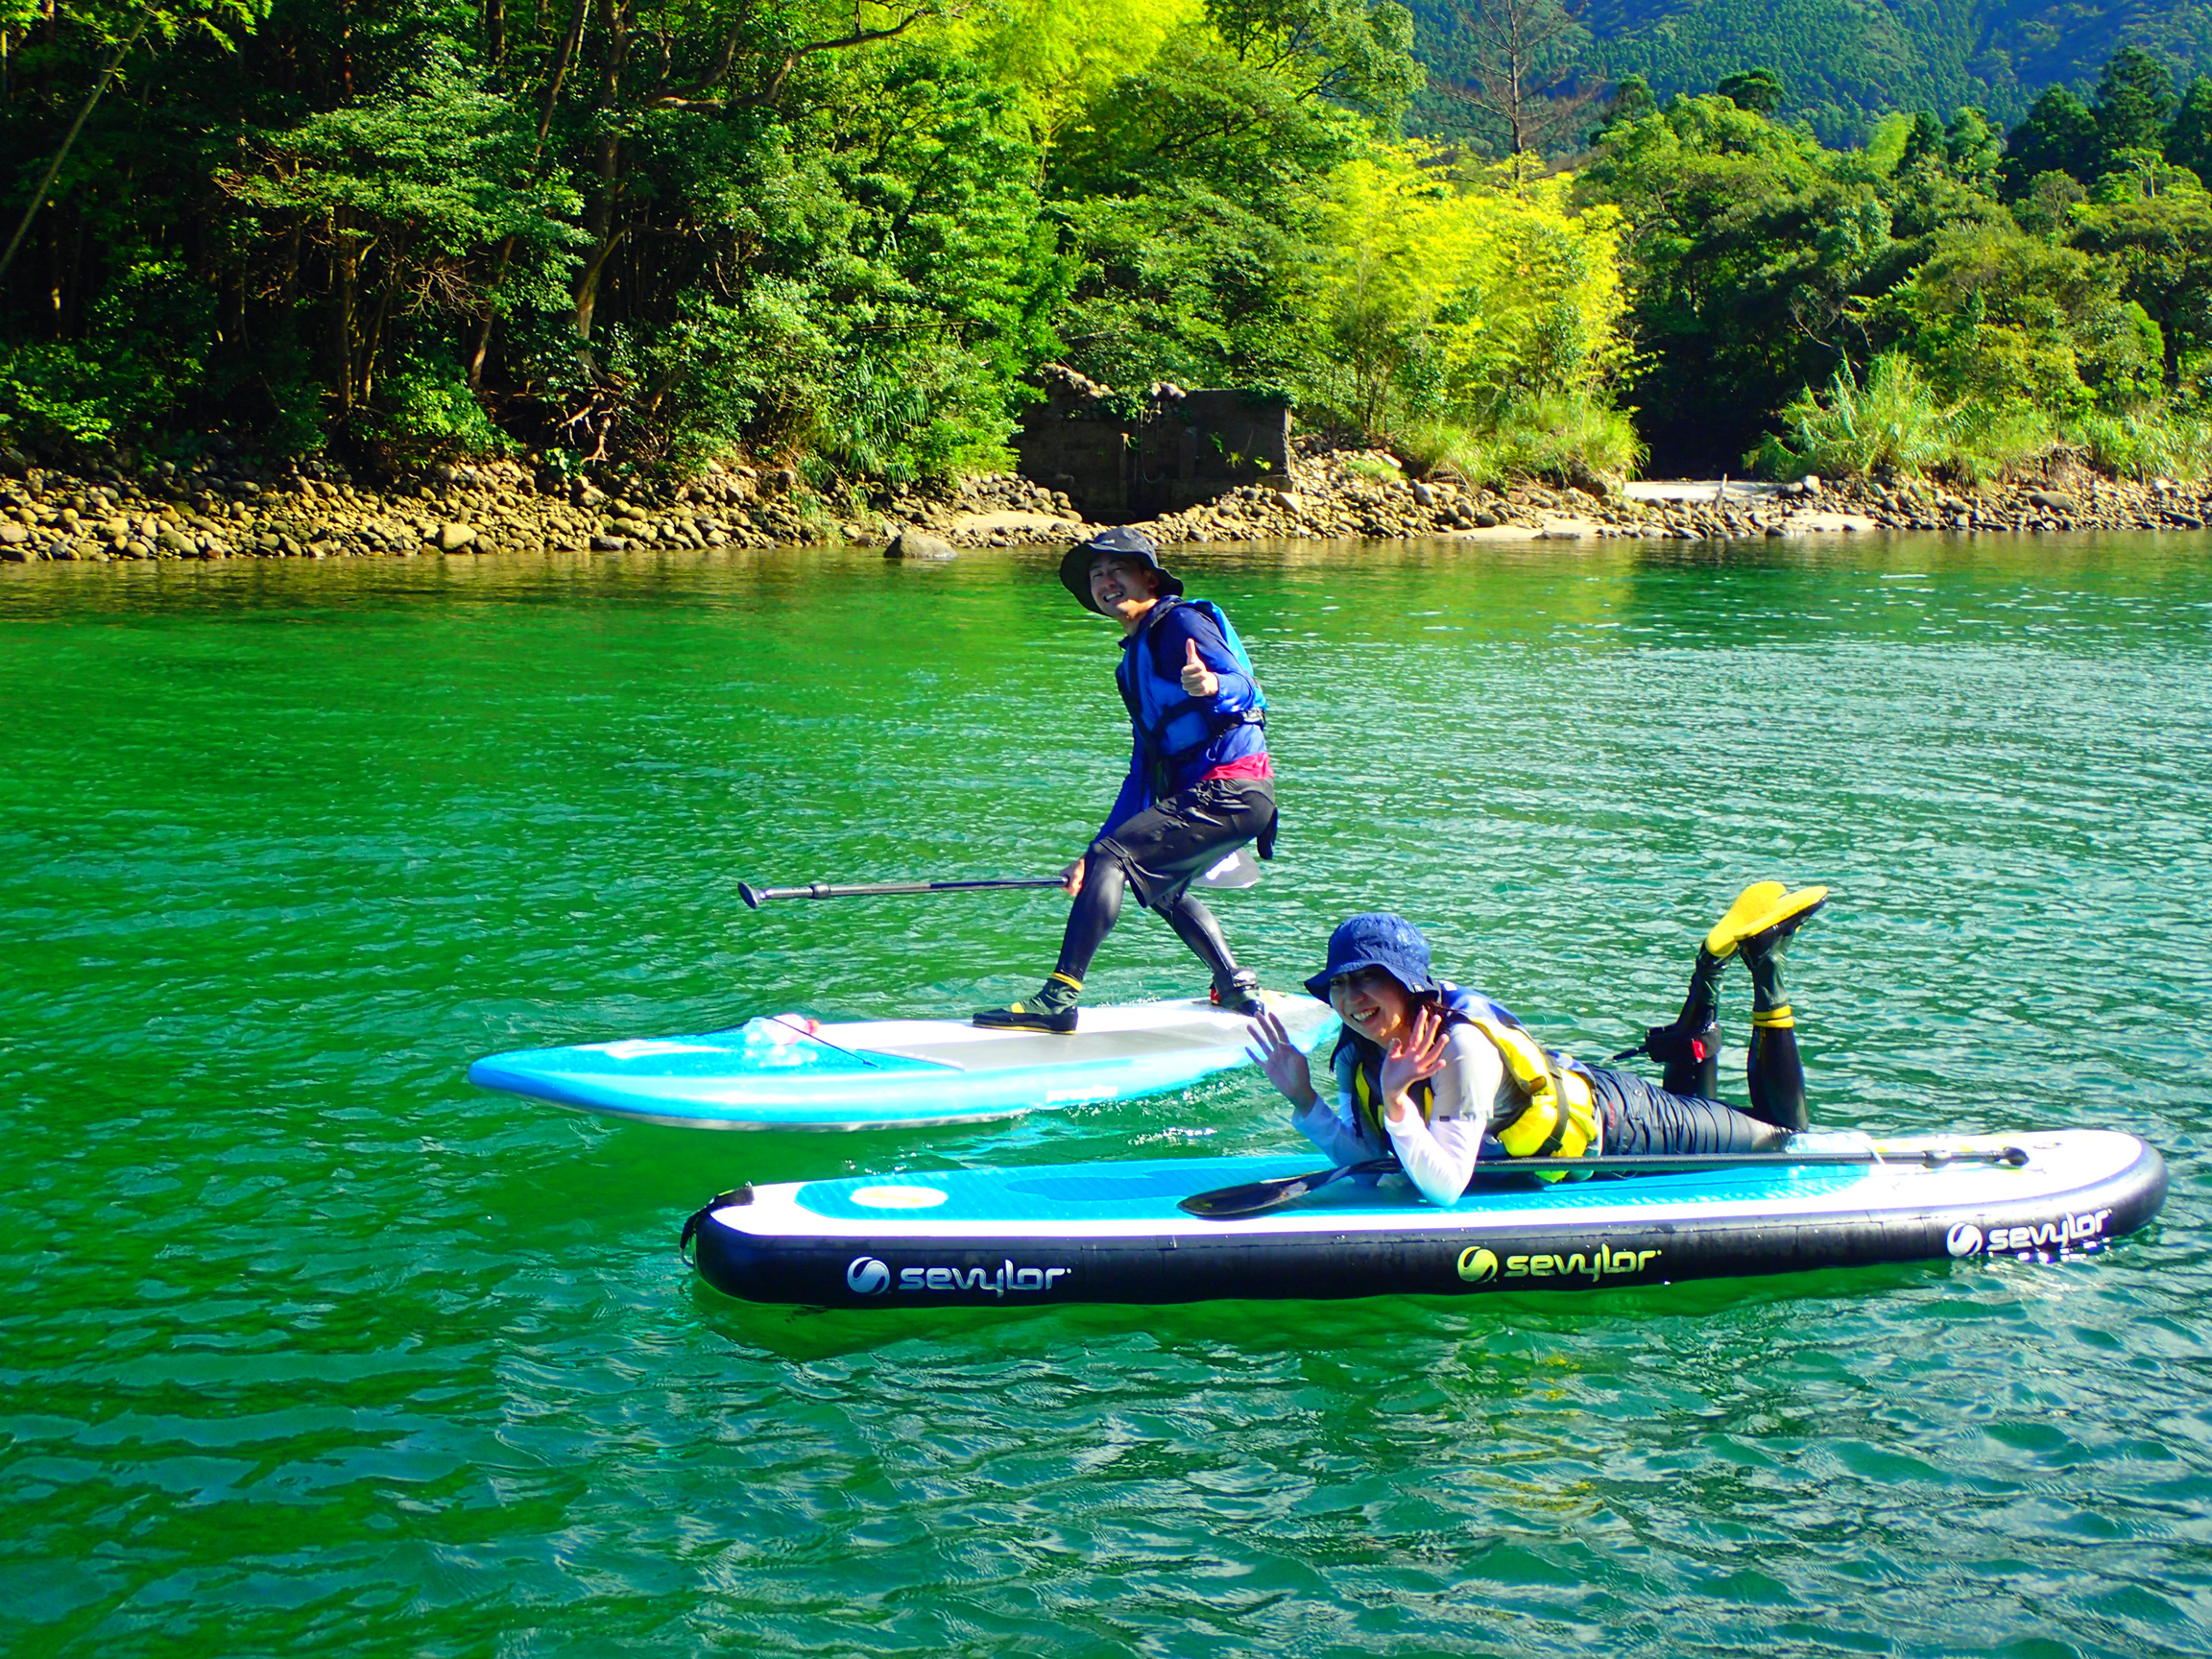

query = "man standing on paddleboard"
[974,527,1276,1033]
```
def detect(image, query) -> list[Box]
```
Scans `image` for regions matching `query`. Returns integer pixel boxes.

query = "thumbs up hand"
[1180,637,1220,698]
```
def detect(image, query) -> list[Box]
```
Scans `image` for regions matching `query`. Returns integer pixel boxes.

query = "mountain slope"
[1410,0,2212,145]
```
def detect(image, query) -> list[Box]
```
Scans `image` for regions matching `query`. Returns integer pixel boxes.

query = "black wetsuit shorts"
[1092,778,1276,910]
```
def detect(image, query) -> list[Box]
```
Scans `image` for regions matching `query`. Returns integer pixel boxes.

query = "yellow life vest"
[1461,1015,1599,1166]
[1347,1013,1599,1179]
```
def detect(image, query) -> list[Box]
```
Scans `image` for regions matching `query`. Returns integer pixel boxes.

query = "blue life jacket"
[1116,598,1267,798]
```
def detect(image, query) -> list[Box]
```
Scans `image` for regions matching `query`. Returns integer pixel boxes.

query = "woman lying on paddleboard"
[1244,883,1827,1206]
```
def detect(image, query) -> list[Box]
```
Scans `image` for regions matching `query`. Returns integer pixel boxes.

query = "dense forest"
[1,0,2209,482]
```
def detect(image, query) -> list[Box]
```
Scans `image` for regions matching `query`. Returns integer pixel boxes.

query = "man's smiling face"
[1088,554,1161,627]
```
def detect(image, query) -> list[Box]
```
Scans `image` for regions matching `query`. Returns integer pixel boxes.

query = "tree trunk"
[466,0,589,387]
[572,0,633,358]
[334,214,358,409]
[359,228,411,402]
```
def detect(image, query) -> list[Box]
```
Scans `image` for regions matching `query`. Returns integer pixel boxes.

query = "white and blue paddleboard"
[469,993,1337,1131]
[684,1129,2167,1306]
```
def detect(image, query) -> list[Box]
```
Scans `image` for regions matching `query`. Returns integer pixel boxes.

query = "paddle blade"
[1177,1172,1327,1219]
[1178,1157,1395,1219]
[738,882,766,909]
[1193,847,1262,890]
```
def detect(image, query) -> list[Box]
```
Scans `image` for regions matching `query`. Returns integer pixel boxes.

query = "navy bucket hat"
[1304,914,1439,1002]
[1059,526,1185,613]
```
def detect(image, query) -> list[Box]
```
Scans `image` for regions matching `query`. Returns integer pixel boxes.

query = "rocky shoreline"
[2,439,2207,566]
[1084,445,2212,546]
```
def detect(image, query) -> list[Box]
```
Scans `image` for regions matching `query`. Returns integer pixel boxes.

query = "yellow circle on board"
[1457,1246,1500,1284]
[850,1185,950,1210]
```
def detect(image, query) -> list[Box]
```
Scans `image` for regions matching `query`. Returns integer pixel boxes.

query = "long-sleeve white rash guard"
[1290,1025,1514,1208]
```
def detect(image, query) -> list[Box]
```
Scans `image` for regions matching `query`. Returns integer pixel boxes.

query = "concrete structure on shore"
[1012,366,1293,520]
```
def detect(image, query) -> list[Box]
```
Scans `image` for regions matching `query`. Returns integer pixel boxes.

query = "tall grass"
[1751,351,2212,484]
[1749,354,1963,478]
[1394,393,1645,488]
[2071,407,2212,480]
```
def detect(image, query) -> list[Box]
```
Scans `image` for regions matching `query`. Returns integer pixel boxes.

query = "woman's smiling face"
[1329,966,1412,1046]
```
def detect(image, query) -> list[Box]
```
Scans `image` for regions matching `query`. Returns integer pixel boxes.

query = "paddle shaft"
[739,849,1263,908]
[1485,1146,2029,1175]
[739,876,1063,908]
[1180,1144,2032,1218]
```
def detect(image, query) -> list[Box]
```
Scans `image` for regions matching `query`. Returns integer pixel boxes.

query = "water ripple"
[2,534,2209,1656]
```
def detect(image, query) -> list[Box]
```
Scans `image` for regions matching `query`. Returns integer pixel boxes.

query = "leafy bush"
[1945,403,2066,484]
[1492,391,1646,480]
[1752,349,2212,481]
[1749,352,2093,481]
[1342,453,1403,483]
[0,254,212,445]
[356,348,515,465]
[610,279,1018,486]
[0,344,122,445]
[807,342,1019,485]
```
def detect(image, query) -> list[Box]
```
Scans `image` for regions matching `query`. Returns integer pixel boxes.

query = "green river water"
[3,535,2209,1657]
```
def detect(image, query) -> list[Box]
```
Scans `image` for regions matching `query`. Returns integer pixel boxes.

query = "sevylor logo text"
[1947,1210,2112,1258]
[1457,1244,1661,1284]
[846,1256,1072,1297]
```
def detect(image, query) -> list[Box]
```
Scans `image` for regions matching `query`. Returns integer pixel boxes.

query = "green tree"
[2074,186,2212,391]
[2094,46,2176,167]
[2001,88,2098,200]
[1304,145,1628,435]
[1592,71,1656,139]
[2012,170,2090,239]
[1717,65,1783,116]
[2167,76,2212,183]
[1944,108,2003,192]
[1896,111,1945,174]
[1206,0,1421,122]
[1049,0,1419,391]
[221,49,585,421]
[1578,91,1851,467]
[1867,226,2162,417]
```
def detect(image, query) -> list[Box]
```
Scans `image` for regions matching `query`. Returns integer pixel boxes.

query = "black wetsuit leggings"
[1578,1065,1784,1154]
[1054,777,1276,986]
[1056,865,1240,987]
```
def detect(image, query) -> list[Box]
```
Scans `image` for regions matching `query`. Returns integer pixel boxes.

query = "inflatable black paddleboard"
[683,1130,2165,1308]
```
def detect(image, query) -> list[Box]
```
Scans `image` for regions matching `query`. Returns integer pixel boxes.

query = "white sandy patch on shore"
[949,510,1088,533]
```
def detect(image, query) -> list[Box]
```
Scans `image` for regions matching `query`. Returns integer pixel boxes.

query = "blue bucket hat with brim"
[1060,526,1185,613]
[1304,913,1439,1002]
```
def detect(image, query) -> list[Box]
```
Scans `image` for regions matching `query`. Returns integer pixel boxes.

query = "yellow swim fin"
[1702,880,1788,960]
[1722,884,1831,961]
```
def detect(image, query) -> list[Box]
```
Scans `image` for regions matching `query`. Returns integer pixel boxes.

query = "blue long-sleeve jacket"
[1098,599,1268,838]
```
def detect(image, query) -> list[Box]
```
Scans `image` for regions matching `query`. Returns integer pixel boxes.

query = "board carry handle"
[680,1185,755,1259]
[1179,1144,2032,1220]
